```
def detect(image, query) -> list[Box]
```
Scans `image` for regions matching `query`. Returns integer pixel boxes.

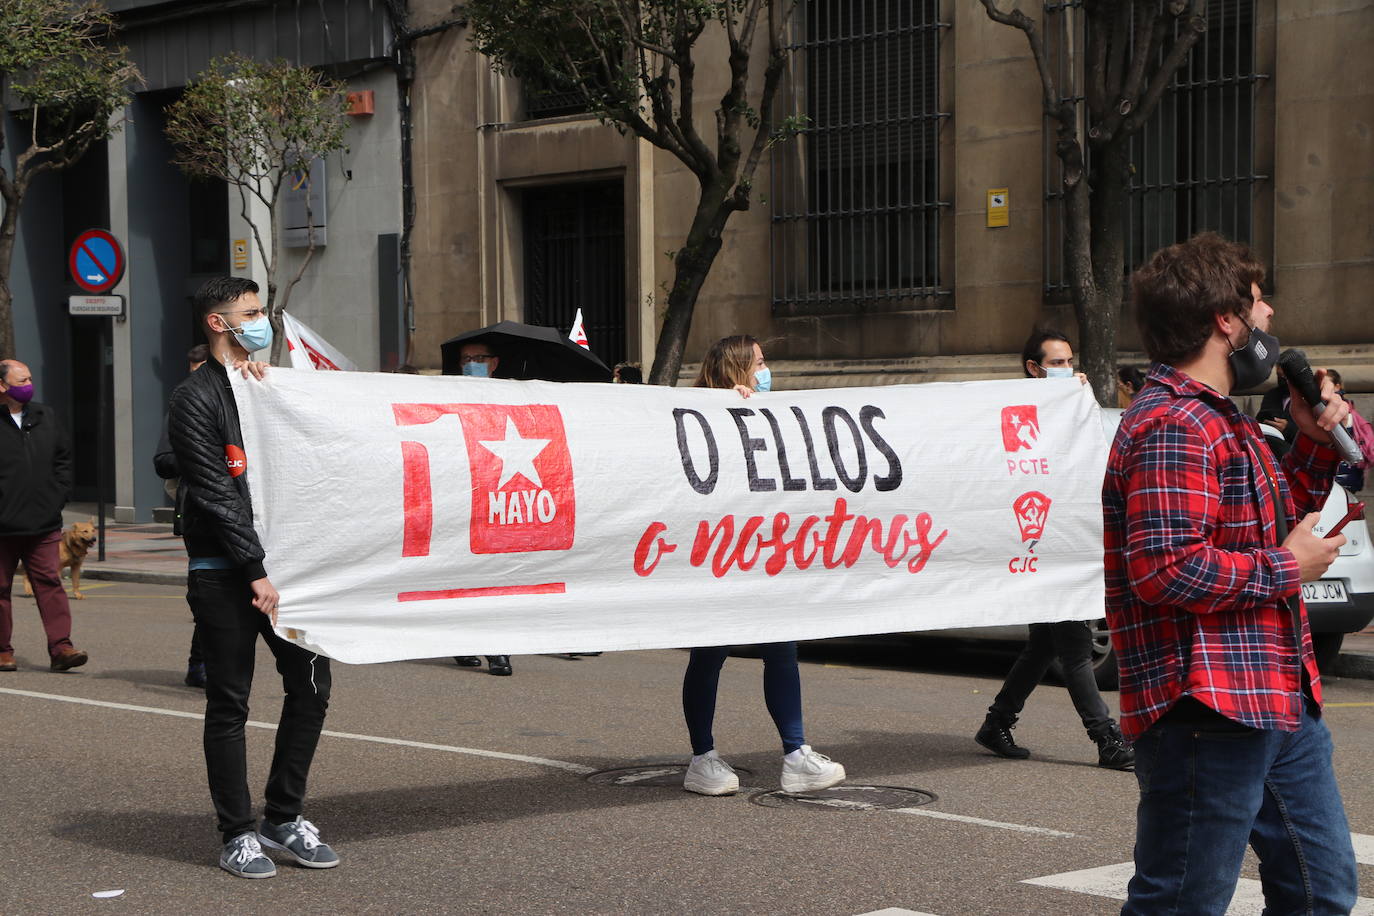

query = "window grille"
[1043,0,1266,300]
[770,0,950,315]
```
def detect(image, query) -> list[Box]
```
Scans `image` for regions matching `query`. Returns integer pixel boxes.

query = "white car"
[913,410,1374,687]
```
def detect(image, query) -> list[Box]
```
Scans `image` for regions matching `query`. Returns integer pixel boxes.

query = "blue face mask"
[228,315,273,353]
[1043,365,1074,379]
[753,367,772,392]
[462,362,490,378]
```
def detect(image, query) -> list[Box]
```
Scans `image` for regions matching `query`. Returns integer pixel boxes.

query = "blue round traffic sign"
[69,229,125,294]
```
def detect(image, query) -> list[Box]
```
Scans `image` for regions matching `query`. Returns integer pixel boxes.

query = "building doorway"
[522,182,626,368]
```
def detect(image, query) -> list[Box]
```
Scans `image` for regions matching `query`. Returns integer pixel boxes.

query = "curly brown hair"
[1132,232,1266,365]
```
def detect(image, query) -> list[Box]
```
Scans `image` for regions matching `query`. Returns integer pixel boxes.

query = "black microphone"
[1276,348,1364,465]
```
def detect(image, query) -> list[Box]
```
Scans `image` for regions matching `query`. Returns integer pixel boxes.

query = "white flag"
[568,309,589,349]
[281,312,358,371]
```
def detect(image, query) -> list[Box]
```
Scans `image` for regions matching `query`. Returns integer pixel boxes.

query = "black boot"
[1091,723,1134,770]
[975,712,1030,759]
[454,656,482,667]
[487,655,513,676]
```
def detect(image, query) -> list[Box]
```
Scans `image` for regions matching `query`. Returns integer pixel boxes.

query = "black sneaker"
[975,712,1030,759]
[257,816,339,869]
[487,655,513,676]
[454,656,482,667]
[1093,726,1135,770]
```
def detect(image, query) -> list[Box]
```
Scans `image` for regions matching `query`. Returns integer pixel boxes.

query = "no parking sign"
[68,229,125,294]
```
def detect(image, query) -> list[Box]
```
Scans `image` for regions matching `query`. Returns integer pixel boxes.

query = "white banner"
[281,311,358,371]
[231,370,1108,664]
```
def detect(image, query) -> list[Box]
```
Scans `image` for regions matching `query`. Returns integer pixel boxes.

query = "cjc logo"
[394,403,575,556]
[1001,405,1040,453]
[224,444,247,478]
[1012,490,1051,548]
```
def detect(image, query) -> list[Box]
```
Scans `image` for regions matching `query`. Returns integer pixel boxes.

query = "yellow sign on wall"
[232,239,249,271]
[987,188,1009,228]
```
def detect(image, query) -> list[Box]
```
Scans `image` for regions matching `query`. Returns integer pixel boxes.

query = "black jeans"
[989,620,1111,736]
[188,569,331,842]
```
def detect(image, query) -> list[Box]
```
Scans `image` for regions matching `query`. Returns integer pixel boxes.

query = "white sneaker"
[683,752,740,796]
[780,745,846,794]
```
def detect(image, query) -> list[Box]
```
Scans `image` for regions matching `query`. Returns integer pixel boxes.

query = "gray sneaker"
[257,816,339,869]
[219,833,276,879]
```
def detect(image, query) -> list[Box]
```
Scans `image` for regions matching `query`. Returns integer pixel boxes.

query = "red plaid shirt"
[1103,363,1337,741]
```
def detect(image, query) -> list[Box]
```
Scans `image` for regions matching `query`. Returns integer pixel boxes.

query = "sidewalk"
[60,507,1374,680]
[62,504,186,587]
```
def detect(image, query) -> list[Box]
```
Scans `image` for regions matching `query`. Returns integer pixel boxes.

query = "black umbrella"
[441,320,613,382]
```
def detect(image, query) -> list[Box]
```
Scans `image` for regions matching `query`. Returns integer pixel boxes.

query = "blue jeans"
[1124,701,1357,915]
[682,643,804,755]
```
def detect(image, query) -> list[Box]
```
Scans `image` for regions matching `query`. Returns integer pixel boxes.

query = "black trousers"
[989,619,1111,736]
[187,569,331,842]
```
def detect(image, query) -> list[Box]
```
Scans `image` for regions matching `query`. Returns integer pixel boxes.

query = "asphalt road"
[4,580,1374,915]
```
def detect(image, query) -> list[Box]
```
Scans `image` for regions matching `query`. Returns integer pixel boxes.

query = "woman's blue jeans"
[1124,701,1357,915]
[682,643,804,755]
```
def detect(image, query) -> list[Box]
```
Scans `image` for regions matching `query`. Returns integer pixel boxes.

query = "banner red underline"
[397,582,567,603]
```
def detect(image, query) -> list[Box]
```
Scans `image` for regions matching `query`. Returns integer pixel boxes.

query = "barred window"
[770,0,950,315]
[1044,0,1266,299]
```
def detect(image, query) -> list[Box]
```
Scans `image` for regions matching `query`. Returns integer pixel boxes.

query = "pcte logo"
[1001,405,1040,452]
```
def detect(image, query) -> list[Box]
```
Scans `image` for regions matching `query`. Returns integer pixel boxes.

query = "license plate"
[1302,580,1348,604]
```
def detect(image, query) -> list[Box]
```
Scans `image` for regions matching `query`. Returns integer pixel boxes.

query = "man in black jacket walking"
[0,359,87,672]
[168,277,337,879]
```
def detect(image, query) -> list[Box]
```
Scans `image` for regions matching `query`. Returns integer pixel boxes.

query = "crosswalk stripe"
[1353,832,1374,866]
[1022,857,1374,915]
[854,909,940,916]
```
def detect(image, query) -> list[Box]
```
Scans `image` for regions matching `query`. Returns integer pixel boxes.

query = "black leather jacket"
[0,401,72,537]
[167,359,267,581]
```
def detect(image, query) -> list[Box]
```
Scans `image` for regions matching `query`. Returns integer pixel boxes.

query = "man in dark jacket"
[168,277,337,879]
[0,359,87,672]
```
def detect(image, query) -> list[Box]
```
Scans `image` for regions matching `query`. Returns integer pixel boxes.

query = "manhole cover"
[586,764,753,787]
[751,784,937,811]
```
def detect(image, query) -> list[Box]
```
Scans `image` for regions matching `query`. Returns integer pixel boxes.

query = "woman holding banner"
[679,336,847,796]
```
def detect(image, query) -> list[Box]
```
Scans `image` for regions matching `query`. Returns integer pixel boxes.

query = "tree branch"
[977,0,1063,122]
[1122,10,1206,133]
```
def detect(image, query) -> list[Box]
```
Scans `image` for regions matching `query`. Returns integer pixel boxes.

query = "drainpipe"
[383,1,466,365]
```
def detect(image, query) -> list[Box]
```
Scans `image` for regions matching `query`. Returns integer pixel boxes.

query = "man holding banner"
[1104,234,1357,913]
[168,277,338,879]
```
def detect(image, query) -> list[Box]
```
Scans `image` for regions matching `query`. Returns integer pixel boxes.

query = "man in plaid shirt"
[1104,233,1357,914]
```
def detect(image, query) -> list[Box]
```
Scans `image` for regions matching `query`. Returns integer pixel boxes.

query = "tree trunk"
[647,183,733,386]
[1077,141,1130,406]
[0,190,21,359]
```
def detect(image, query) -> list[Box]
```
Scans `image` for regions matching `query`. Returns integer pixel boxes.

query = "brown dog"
[22,519,98,600]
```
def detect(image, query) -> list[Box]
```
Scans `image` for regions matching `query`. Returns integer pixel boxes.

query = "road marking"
[1353,832,1374,866]
[890,806,1078,838]
[1022,859,1374,914]
[0,686,594,774]
[1327,702,1374,708]
[854,909,941,915]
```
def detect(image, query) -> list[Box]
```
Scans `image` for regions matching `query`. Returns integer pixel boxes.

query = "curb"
[81,567,186,588]
[1332,652,1374,681]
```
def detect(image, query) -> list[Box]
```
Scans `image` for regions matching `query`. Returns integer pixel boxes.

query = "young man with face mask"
[1105,233,1356,913]
[0,359,87,673]
[167,277,338,878]
[973,329,1133,770]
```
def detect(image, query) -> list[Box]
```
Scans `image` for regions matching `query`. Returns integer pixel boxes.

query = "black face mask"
[1228,319,1280,391]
